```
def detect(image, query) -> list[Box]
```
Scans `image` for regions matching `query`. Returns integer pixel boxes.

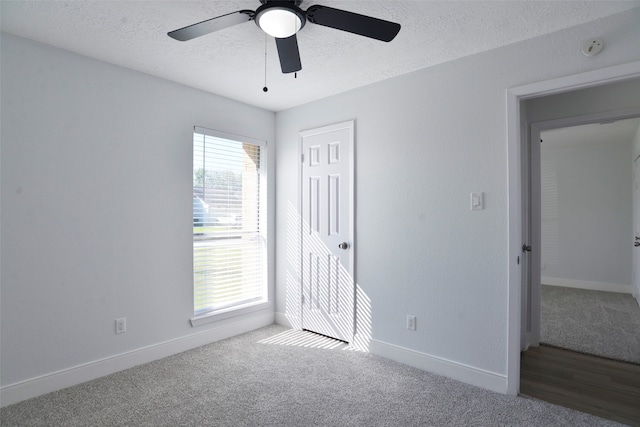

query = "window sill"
[190,300,271,328]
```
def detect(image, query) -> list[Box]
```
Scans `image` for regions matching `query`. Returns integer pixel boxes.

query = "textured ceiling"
[1,1,639,111]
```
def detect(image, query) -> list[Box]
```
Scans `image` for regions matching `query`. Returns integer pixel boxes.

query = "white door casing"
[300,121,354,342]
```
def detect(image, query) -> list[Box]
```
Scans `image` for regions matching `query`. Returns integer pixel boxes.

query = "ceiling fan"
[168,0,401,74]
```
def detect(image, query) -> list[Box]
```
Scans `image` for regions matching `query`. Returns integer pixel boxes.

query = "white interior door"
[634,157,640,303]
[521,123,542,349]
[520,121,534,349]
[300,121,354,342]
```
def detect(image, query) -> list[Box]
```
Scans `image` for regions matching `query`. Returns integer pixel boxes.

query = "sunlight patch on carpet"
[258,329,358,350]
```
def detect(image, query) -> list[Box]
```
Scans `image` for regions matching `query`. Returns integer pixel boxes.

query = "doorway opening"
[506,61,640,396]
[507,62,640,424]
[534,116,640,364]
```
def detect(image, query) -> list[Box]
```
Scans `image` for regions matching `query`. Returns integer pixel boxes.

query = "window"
[192,127,267,319]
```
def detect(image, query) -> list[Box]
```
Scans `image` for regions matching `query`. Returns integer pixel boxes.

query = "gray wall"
[540,133,633,288]
[526,78,640,123]
[0,33,276,388]
[275,9,640,380]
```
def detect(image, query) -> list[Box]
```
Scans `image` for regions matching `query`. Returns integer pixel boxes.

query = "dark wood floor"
[520,345,640,426]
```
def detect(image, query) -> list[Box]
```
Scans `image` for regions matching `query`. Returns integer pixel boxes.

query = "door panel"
[300,122,354,342]
[522,123,542,349]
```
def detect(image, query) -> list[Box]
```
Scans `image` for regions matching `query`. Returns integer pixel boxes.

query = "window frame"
[190,126,269,327]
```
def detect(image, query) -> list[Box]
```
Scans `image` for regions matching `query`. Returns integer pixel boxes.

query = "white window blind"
[193,127,267,318]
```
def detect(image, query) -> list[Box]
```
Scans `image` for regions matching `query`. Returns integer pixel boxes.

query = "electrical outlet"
[406,315,416,331]
[115,318,126,334]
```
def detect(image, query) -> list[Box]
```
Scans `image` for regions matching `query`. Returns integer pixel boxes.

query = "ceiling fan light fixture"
[255,4,306,39]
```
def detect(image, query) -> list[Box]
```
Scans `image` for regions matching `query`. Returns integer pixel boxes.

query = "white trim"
[542,277,632,294]
[370,339,507,394]
[193,126,266,148]
[274,311,296,328]
[0,311,274,408]
[190,301,272,327]
[506,82,523,396]
[506,60,640,397]
[506,61,640,100]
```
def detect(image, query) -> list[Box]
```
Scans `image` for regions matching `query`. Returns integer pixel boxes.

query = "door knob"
[522,244,532,252]
[338,242,349,250]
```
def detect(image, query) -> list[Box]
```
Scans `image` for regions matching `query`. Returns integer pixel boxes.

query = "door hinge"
[301,153,304,163]
[301,295,305,305]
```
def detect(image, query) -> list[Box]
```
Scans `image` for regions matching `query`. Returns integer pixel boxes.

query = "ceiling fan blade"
[275,35,302,74]
[168,10,254,41]
[306,5,400,42]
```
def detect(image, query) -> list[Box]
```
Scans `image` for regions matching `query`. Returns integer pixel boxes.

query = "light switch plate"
[407,315,416,331]
[471,192,484,210]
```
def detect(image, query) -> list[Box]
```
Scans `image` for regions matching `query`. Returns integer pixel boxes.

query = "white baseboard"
[274,311,291,328]
[0,311,274,408]
[275,312,302,330]
[369,339,507,394]
[541,277,632,294]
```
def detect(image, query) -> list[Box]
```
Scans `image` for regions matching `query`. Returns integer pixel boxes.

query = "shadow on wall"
[284,202,371,351]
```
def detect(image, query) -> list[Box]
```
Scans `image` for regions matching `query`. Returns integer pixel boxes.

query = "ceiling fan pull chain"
[263,33,268,92]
